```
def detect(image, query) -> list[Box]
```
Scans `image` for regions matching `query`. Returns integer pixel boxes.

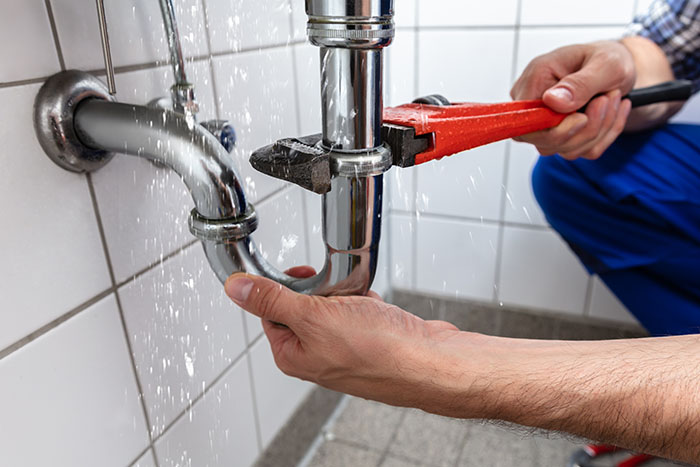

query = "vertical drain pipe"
[305,0,395,295]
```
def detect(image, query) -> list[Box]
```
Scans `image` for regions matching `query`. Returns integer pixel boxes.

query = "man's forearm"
[621,36,685,130]
[424,334,700,464]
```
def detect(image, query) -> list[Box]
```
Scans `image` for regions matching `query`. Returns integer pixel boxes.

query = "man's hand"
[225,272,700,464]
[511,40,636,160]
[224,270,482,411]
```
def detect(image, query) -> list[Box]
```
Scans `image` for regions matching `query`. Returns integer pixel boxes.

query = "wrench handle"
[580,80,693,112]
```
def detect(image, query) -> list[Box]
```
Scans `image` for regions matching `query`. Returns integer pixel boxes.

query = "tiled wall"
[0,1,382,466]
[2,1,699,466]
[385,0,700,326]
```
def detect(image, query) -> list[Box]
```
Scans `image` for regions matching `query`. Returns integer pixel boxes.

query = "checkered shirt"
[627,0,700,93]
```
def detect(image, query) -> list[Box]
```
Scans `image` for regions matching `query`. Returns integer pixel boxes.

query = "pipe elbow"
[74,99,247,220]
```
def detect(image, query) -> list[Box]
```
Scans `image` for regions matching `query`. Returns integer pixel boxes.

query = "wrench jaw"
[249,134,331,195]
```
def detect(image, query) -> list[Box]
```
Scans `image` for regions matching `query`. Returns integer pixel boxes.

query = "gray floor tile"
[497,310,558,339]
[532,434,583,466]
[391,292,500,335]
[388,410,469,467]
[379,455,426,467]
[555,319,647,341]
[328,397,404,451]
[307,439,383,467]
[255,387,343,467]
[456,422,542,467]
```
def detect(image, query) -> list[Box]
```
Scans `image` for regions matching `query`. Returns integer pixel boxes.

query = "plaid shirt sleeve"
[626,0,700,94]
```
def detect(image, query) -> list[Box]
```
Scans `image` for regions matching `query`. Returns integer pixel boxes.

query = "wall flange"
[33,70,116,173]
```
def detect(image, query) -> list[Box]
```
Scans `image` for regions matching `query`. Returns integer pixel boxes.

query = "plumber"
[226,0,700,464]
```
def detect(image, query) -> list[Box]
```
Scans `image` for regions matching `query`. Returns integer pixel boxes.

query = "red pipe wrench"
[382,80,693,168]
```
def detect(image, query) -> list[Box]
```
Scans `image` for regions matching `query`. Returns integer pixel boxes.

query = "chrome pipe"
[71,98,382,295]
[158,0,198,116]
[320,48,383,151]
[74,99,245,219]
[95,0,116,95]
[158,0,188,86]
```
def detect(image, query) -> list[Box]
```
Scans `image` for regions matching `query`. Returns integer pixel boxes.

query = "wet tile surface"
[307,439,383,467]
[328,398,405,452]
[388,410,469,466]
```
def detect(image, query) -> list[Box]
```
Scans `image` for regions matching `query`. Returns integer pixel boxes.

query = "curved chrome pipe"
[75,99,243,219]
[72,98,382,295]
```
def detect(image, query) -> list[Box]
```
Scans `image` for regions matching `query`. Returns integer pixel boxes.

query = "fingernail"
[547,87,573,102]
[225,277,254,305]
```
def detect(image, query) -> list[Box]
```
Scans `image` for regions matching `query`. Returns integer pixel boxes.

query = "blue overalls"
[532,124,700,336]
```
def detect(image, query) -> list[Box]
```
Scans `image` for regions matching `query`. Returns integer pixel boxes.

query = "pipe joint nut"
[188,206,258,242]
[329,144,392,178]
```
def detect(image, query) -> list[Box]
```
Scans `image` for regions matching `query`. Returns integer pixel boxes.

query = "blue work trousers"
[532,124,700,336]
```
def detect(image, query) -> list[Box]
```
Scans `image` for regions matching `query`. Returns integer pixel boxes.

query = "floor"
[305,394,691,467]
[256,291,689,467]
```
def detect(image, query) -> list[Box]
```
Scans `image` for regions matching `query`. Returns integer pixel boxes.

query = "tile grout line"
[493,0,524,304]
[410,3,420,291]
[198,0,224,124]
[126,445,153,467]
[150,345,252,446]
[43,0,66,71]
[389,207,551,232]
[86,173,157,452]
[0,288,114,361]
[375,409,410,466]
[417,23,629,31]
[245,351,265,454]
[0,41,306,90]
[297,395,352,467]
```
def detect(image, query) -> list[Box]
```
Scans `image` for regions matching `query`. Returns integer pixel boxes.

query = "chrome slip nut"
[188,207,259,242]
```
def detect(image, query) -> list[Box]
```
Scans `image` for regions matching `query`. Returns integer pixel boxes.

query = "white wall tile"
[290,0,307,41]
[418,30,515,102]
[294,43,322,136]
[516,27,628,79]
[498,227,589,314]
[119,244,247,437]
[386,30,416,107]
[588,276,640,325]
[303,189,326,273]
[0,295,148,467]
[0,0,60,82]
[213,48,297,203]
[504,142,548,226]
[418,0,518,27]
[520,0,635,25]
[390,213,416,290]
[155,358,260,467]
[416,142,507,221]
[672,93,700,125]
[244,187,309,341]
[373,229,392,298]
[206,0,292,54]
[395,0,417,28]
[387,166,416,212]
[250,338,313,448]
[53,0,209,71]
[93,62,217,282]
[416,218,499,301]
[0,84,111,350]
[133,450,157,467]
[115,61,218,120]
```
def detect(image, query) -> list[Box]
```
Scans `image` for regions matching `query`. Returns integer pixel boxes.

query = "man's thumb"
[543,64,613,113]
[225,273,303,325]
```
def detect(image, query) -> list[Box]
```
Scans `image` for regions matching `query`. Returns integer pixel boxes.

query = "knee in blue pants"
[530,125,700,336]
